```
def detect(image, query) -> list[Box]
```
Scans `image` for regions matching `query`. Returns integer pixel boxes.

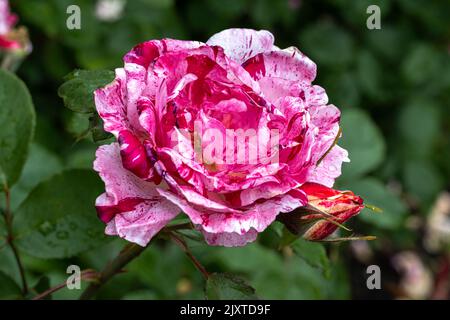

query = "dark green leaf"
[122,290,158,300]
[129,243,194,299]
[402,44,441,86]
[0,69,36,189]
[14,169,109,259]
[279,226,299,247]
[58,69,115,113]
[31,276,51,300]
[398,99,440,158]
[89,114,113,142]
[66,112,90,139]
[366,25,411,62]
[0,215,6,249]
[299,21,354,68]
[291,239,330,277]
[0,271,22,299]
[205,273,257,300]
[340,108,386,180]
[324,72,360,109]
[214,244,282,275]
[403,160,443,204]
[356,50,382,99]
[9,144,63,210]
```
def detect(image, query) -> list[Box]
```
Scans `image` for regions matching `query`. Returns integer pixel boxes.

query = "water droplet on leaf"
[39,221,55,236]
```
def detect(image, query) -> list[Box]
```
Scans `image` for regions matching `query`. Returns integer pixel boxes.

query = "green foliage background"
[0,0,449,299]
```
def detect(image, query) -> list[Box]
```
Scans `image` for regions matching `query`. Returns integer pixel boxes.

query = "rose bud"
[278,182,364,241]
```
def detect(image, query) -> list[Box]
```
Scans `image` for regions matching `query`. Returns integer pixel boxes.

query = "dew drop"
[39,221,55,236]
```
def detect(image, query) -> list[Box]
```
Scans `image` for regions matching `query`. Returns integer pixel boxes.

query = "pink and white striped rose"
[93,28,363,247]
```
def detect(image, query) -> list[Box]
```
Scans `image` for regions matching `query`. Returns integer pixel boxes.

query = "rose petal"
[307,104,344,167]
[124,39,203,69]
[158,188,306,246]
[201,229,258,247]
[244,47,317,83]
[307,145,349,187]
[94,143,179,246]
[0,35,20,49]
[94,68,129,136]
[0,0,17,35]
[207,28,275,64]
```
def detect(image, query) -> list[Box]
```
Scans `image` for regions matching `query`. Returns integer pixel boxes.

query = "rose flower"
[94,28,364,247]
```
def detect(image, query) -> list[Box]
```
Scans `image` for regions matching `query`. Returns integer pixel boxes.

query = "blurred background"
[1,0,449,299]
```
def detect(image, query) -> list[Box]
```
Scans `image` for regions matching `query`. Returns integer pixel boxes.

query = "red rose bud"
[278,182,364,240]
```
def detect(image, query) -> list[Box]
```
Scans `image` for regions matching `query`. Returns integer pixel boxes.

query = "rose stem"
[33,270,98,300]
[79,243,146,300]
[1,186,28,295]
[78,223,194,300]
[169,232,209,280]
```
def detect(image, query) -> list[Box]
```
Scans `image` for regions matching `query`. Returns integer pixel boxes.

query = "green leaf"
[403,160,443,204]
[279,226,298,247]
[340,108,386,180]
[291,239,330,277]
[299,21,354,68]
[65,145,97,170]
[89,113,113,142]
[343,178,407,229]
[0,247,19,285]
[398,99,440,158]
[8,144,64,210]
[402,43,441,86]
[65,112,90,139]
[128,243,189,299]
[366,25,411,62]
[324,72,360,109]
[31,276,52,300]
[356,50,382,99]
[214,243,283,275]
[122,290,158,300]
[13,169,109,259]
[0,69,36,189]
[205,273,257,300]
[212,243,338,299]
[0,270,22,299]
[0,215,6,249]
[58,69,115,113]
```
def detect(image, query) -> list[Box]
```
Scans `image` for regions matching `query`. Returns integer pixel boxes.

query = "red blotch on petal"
[96,197,146,223]
[118,130,151,179]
